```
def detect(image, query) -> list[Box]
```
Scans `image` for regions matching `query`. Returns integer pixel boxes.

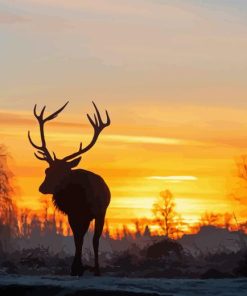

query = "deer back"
[52,169,110,218]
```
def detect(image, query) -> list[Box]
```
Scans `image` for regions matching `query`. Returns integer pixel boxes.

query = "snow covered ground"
[0,275,246,296]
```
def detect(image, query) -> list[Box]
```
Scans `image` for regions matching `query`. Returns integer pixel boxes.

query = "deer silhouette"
[28,101,111,276]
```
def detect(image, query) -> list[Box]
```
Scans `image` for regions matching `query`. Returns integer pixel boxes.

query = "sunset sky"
[1,0,247,230]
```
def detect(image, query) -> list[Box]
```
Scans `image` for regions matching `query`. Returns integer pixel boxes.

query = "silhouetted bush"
[201,268,233,279]
[146,238,183,259]
[111,250,140,273]
[1,260,18,274]
[235,252,247,277]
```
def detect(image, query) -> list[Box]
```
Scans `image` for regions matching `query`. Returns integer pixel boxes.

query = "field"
[0,275,246,296]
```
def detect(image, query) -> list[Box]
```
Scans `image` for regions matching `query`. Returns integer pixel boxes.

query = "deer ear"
[67,157,81,168]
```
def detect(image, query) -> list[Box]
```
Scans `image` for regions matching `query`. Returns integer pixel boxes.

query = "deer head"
[28,101,110,194]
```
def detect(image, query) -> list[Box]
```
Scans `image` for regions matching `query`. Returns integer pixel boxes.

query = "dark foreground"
[0,275,246,296]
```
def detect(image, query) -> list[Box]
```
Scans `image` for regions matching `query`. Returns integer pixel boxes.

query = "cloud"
[0,111,87,128]
[105,134,183,145]
[0,11,27,24]
[104,134,205,146]
[147,175,198,182]
[0,5,69,31]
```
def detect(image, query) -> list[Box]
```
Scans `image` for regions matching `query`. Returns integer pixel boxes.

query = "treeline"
[1,145,247,252]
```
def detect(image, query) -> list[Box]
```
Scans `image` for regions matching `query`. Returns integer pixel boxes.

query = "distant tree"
[0,146,18,251]
[43,211,57,236]
[224,213,233,230]
[66,225,71,236]
[30,214,42,239]
[199,212,234,230]
[133,219,142,238]
[103,219,111,239]
[200,212,221,227]
[115,228,121,240]
[234,155,247,229]
[132,218,152,238]
[122,224,132,240]
[40,195,49,224]
[174,214,186,239]
[143,225,151,237]
[57,219,64,236]
[188,223,201,234]
[20,208,30,237]
[152,189,178,238]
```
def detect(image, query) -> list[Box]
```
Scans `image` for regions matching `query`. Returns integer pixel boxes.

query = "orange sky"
[1,103,247,230]
[1,0,247,230]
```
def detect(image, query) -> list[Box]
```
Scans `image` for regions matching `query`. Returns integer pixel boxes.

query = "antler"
[63,101,110,161]
[28,102,69,164]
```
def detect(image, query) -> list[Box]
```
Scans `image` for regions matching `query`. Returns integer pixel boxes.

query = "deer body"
[51,170,111,218]
[28,101,111,276]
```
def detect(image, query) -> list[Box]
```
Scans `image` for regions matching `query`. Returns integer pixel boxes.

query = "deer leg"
[93,215,105,276]
[69,218,90,276]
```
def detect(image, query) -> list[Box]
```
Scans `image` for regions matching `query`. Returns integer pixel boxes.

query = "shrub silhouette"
[146,239,183,259]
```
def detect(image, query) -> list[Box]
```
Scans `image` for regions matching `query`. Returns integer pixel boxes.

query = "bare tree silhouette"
[152,190,178,238]
[28,101,111,276]
[0,146,18,252]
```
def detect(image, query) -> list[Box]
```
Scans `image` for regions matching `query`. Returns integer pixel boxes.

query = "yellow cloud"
[147,176,198,181]
[102,134,208,147]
